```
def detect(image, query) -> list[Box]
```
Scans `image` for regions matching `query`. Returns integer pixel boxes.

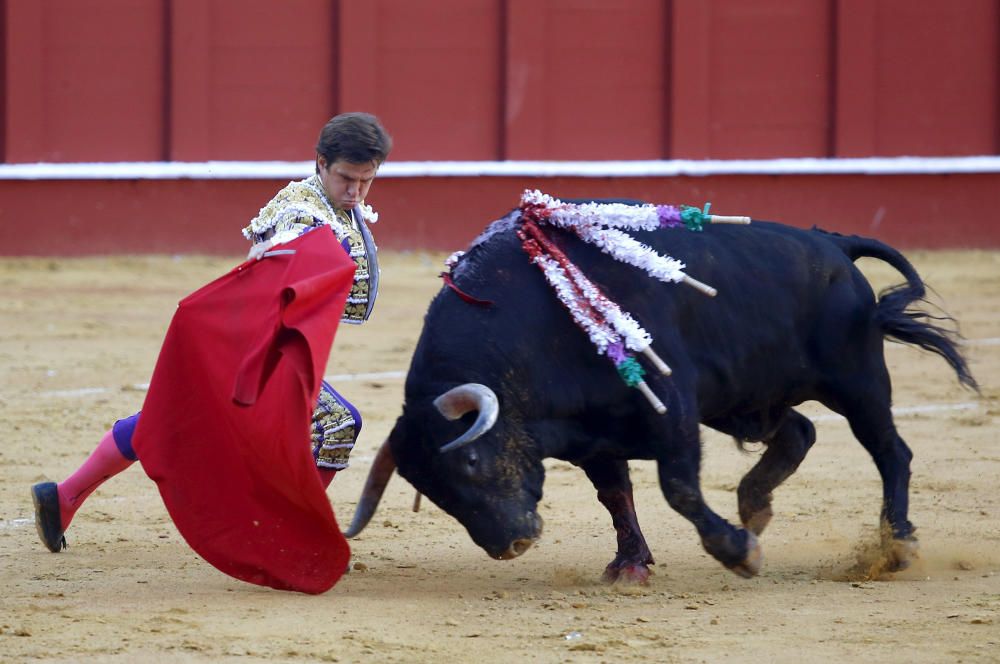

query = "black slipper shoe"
[31,482,67,552]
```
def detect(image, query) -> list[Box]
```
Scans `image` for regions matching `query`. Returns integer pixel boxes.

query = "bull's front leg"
[581,459,654,584]
[657,422,763,578]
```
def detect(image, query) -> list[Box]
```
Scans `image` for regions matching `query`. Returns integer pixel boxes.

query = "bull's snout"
[498,537,535,559]
[491,511,543,560]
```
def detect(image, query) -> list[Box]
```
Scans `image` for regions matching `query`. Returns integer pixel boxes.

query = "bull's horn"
[434,383,499,453]
[342,438,396,538]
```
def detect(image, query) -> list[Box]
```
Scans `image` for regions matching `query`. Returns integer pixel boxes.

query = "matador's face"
[317,157,378,212]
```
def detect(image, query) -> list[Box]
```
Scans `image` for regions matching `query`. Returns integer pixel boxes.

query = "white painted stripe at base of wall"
[3,156,1000,180]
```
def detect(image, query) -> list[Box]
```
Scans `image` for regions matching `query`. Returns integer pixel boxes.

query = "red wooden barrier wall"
[168,0,338,161]
[4,0,997,163]
[1,0,998,253]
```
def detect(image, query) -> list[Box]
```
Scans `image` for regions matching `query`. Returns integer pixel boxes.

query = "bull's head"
[344,382,545,560]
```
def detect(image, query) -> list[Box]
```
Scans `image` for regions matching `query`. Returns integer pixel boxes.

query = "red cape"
[133,228,356,594]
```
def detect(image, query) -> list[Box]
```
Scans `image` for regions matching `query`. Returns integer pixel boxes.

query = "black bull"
[345,213,976,583]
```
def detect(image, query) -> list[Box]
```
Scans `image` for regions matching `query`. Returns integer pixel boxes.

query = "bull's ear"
[433,383,499,453]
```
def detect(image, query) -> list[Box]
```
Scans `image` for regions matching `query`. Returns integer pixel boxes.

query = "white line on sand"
[30,338,995,400]
[809,401,980,423]
[5,400,982,531]
[36,371,408,399]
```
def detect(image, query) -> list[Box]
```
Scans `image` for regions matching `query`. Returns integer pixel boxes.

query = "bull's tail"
[818,229,978,391]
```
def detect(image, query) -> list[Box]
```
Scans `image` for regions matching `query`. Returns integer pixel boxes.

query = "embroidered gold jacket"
[242,175,380,323]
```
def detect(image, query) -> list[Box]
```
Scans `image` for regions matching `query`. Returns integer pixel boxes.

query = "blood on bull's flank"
[344,191,977,585]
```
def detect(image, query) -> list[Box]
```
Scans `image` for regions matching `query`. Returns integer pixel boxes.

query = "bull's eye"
[465,450,479,471]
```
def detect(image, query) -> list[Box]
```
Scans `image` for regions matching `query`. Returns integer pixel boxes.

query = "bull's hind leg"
[822,336,919,571]
[581,459,654,584]
[836,394,919,571]
[737,410,817,535]
[656,419,762,578]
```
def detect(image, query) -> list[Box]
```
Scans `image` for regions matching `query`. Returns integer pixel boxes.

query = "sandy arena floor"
[1,248,998,663]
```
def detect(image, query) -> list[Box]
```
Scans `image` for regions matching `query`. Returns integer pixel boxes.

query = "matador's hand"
[247,240,273,261]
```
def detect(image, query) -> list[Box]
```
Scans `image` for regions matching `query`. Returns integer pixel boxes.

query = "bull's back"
[420,219,878,420]
[577,221,878,415]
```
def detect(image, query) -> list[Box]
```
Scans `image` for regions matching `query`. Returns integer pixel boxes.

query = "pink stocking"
[58,429,136,529]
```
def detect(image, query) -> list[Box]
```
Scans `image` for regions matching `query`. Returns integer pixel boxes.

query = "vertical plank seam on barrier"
[662,0,673,158]
[161,0,172,160]
[331,0,340,116]
[826,0,838,158]
[497,0,508,161]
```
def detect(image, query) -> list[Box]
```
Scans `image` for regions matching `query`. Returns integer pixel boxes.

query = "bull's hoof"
[884,537,920,573]
[726,531,762,579]
[602,563,653,585]
[741,505,773,536]
[602,550,655,585]
[738,488,774,536]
